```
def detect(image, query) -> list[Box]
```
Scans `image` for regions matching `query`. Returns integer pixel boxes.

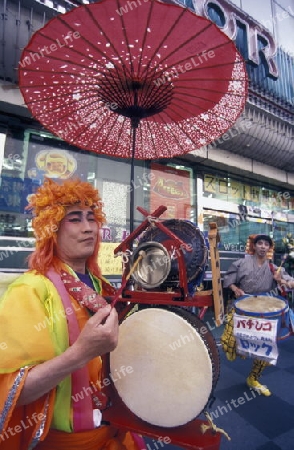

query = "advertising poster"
[25,132,82,183]
[150,163,191,220]
[98,243,123,276]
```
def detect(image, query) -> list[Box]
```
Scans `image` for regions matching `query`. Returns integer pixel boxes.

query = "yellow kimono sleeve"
[0,282,57,372]
[0,273,65,448]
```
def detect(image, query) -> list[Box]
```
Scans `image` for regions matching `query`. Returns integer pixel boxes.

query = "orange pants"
[36,427,143,450]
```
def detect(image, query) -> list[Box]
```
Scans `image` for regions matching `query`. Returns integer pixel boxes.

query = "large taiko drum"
[234,294,291,341]
[109,307,220,428]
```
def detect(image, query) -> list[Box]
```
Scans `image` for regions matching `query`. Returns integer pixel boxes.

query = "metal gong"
[137,219,208,287]
[131,242,171,289]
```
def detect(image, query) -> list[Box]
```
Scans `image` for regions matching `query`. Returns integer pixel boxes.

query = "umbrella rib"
[24,6,135,108]
[162,103,237,144]
[139,82,173,111]
[139,25,241,110]
[136,0,156,72]
[155,109,210,150]
[170,98,239,126]
[153,58,246,81]
[99,77,132,109]
[115,0,135,77]
[136,5,187,108]
[56,7,132,79]
[40,98,123,137]
[20,59,108,76]
[81,4,135,106]
[135,1,181,107]
[141,119,172,158]
[145,118,188,159]
[174,78,245,86]
[137,4,186,74]
[21,55,133,108]
[23,79,128,113]
[141,120,159,158]
[23,93,107,115]
[92,116,130,158]
[19,60,244,84]
[21,75,129,109]
[23,29,112,74]
[61,110,112,144]
[153,38,237,76]
[173,91,244,103]
[21,75,245,107]
[20,57,132,106]
[138,19,214,107]
[22,68,136,111]
[105,117,130,157]
[173,93,244,113]
[81,115,122,154]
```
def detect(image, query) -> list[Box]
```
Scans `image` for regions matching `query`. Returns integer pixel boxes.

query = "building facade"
[0,0,293,285]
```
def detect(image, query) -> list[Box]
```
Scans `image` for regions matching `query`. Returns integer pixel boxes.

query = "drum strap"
[46,269,94,432]
[59,270,109,312]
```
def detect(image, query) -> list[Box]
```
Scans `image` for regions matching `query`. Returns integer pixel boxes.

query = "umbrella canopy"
[18,0,248,160]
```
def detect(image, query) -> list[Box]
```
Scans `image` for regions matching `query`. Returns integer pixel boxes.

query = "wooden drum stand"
[102,206,225,450]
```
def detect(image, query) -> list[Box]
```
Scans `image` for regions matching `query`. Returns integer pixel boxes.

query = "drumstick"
[276,253,288,273]
[111,250,146,307]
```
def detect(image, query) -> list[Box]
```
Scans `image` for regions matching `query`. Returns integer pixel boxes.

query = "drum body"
[234,294,291,341]
[109,307,220,428]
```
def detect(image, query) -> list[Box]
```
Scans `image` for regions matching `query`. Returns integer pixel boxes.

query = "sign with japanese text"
[233,313,279,365]
[203,173,292,214]
[150,163,191,220]
[98,243,123,276]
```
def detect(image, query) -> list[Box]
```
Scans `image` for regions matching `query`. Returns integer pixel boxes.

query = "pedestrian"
[221,234,294,396]
[0,178,143,450]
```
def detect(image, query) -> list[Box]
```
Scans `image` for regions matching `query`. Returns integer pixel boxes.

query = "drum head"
[138,219,208,284]
[234,295,288,317]
[109,307,219,427]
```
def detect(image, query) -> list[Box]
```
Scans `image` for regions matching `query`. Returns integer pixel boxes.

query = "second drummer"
[221,234,294,396]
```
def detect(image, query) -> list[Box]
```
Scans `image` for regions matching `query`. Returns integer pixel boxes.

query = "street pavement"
[201,314,294,450]
[145,311,294,450]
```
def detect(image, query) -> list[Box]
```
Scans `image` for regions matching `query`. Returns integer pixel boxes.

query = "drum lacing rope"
[147,215,160,226]
[201,411,231,441]
[116,250,132,264]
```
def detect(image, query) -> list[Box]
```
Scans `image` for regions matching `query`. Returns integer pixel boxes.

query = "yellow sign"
[98,243,123,276]
[35,149,77,179]
[204,174,216,193]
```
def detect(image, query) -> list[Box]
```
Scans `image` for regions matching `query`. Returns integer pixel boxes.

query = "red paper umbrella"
[18,0,247,161]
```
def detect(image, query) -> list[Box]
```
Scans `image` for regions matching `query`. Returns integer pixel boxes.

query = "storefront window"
[201,172,294,266]
[0,126,196,277]
[203,172,292,214]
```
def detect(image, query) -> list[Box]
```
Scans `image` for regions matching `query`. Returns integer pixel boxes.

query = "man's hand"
[273,270,283,283]
[17,305,119,406]
[273,270,289,288]
[72,305,119,364]
[230,284,245,298]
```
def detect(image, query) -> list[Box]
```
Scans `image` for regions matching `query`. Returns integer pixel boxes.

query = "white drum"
[109,307,219,428]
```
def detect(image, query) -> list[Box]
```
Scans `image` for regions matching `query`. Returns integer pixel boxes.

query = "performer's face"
[56,205,99,268]
[254,239,271,258]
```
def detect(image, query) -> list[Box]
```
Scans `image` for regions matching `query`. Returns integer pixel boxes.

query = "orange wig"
[26,178,106,275]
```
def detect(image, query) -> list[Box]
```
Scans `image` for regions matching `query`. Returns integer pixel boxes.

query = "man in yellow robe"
[0,178,143,450]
